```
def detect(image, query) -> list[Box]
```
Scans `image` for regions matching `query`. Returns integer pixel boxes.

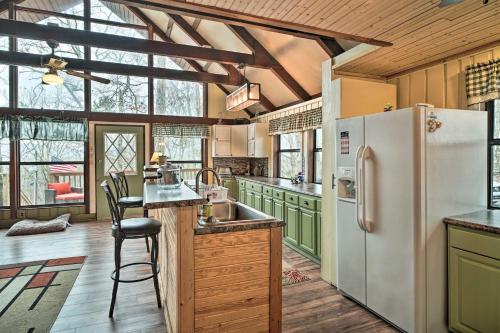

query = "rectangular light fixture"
[226,82,261,112]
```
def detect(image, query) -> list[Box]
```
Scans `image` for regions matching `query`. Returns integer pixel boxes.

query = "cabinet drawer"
[246,181,262,193]
[262,186,273,196]
[272,189,284,201]
[449,226,500,260]
[285,192,299,205]
[299,195,317,210]
[237,179,246,188]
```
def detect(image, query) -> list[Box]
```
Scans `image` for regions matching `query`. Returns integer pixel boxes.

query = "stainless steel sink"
[200,201,274,224]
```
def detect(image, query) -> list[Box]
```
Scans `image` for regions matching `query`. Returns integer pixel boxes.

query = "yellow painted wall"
[388,44,500,109]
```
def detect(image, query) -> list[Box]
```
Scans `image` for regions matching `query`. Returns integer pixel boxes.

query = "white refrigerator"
[335,107,486,333]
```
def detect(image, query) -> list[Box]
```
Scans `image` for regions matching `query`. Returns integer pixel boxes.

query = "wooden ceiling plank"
[227,24,311,101]
[0,18,275,67]
[104,0,393,46]
[0,50,239,84]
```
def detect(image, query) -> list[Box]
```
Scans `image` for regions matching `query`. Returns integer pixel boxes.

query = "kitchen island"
[443,211,500,333]
[143,183,284,333]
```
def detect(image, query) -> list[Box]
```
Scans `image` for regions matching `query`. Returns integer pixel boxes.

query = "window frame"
[313,128,322,184]
[0,139,10,208]
[277,133,302,179]
[487,100,498,208]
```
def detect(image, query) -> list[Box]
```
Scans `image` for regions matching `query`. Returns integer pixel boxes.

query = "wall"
[388,43,500,109]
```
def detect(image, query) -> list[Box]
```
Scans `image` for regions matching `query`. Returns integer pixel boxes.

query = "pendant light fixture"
[226,64,261,112]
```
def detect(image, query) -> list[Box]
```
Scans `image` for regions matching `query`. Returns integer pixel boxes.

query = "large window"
[0,12,8,108]
[154,136,203,179]
[278,132,302,179]
[313,128,322,184]
[19,140,85,206]
[0,139,9,207]
[488,100,500,207]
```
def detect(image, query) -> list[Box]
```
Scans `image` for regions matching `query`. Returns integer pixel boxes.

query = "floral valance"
[152,123,210,139]
[0,115,88,141]
[465,58,500,105]
[269,107,322,135]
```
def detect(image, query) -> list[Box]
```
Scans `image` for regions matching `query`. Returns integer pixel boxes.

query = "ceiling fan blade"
[439,0,464,7]
[65,70,111,84]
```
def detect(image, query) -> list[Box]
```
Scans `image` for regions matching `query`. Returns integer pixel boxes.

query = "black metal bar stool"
[100,180,162,318]
[110,171,150,252]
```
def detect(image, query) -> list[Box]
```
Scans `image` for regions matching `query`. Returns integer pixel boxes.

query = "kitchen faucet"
[195,167,221,194]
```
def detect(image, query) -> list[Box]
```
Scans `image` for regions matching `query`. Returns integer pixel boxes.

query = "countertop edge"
[443,217,500,235]
[143,183,208,209]
[195,219,285,235]
[234,176,322,198]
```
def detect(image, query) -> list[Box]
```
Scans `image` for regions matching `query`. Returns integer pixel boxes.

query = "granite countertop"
[143,183,207,209]
[195,218,285,235]
[234,176,322,197]
[443,210,500,235]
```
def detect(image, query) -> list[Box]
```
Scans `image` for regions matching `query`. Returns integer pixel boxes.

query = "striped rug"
[0,256,85,333]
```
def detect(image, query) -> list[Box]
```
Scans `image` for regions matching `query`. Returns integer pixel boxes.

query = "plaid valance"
[152,123,210,138]
[269,107,322,135]
[466,58,500,105]
[0,115,88,141]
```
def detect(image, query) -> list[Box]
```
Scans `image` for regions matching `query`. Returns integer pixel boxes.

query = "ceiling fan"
[439,0,488,7]
[41,39,110,86]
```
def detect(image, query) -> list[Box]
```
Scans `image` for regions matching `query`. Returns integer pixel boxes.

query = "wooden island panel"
[193,228,282,332]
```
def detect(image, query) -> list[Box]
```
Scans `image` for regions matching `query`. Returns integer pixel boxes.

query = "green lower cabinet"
[246,191,254,208]
[449,236,500,333]
[317,213,321,257]
[222,179,237,200]
[284,203,299,246]
[299,208,316,256]
[239,189,246,204]
[263,195,273,216]
[273,200,285,221]
[254,193,263,211]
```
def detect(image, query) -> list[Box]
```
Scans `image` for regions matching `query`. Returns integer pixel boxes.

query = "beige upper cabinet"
[212,124,269,158]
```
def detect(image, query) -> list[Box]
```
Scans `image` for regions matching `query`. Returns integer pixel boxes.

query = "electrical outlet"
[19,211,25,218]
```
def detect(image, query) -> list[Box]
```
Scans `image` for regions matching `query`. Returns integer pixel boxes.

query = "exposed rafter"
[166,13,276,114]
[316,37,345,58]
[105,0,392,47]
[0,18,275,68]
[0,50,239,85]
[228,24,310,102]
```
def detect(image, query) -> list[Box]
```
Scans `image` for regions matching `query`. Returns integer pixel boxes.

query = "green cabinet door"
[273,200,285,221]
[246,191,254,208]
[254,193,263,211]
[239,189,246,204]
[299,208,316,255]
[222,179,237,200]
[316,213,321,258]
[449,247,500,333]
[285,203,299,246]
[263,195,273,216]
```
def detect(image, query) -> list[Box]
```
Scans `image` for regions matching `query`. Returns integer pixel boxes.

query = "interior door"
[95,125,145,220]
[336,116,367,304]
[363,110,416,331]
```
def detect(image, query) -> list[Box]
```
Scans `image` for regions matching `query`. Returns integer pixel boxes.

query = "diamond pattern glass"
[104,132,137,175]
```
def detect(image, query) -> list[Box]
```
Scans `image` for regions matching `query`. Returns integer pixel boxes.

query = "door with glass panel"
[95,125,144,220]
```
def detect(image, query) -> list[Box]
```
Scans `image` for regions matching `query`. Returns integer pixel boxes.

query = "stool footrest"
[111,262,160,283]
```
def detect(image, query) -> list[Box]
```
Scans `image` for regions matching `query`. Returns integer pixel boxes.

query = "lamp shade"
[150,152,162,164]
[226,83,261,112]
[42,69,64,85]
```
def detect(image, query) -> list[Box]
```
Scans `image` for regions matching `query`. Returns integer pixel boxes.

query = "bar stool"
[101,180,162,318]
[110,171,150,252]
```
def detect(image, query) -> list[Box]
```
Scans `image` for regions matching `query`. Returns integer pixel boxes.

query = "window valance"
[152,123,210,139]
[0,115,88,141]
[466,58,500,105]
[269,107,322,135]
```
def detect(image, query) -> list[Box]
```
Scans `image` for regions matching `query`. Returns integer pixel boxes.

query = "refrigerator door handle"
[355,145,365,231]
[361,146,372,233]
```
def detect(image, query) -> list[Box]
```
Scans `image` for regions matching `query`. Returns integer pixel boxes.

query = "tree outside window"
[279,132,302,179]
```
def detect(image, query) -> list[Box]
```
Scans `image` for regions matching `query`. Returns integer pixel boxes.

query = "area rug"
[282,269,310,286]
[0,256,86,333]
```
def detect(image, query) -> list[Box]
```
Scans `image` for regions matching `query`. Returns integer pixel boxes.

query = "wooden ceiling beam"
[228,24,310,102]
[0,50,240,85]
[104,0,392,47]
[316,37,345,58]
[0,18,275,67]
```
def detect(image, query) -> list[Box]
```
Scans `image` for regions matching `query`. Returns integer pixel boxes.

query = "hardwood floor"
[0,221,397,333]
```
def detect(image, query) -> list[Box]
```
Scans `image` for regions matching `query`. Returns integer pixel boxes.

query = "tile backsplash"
[213,157,268,177]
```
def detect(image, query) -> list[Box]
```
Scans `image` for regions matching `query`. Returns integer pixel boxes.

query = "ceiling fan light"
[42,69,64,85]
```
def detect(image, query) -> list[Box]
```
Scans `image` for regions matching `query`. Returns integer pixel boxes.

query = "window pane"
[18,66,85,110]
[20,140,84,162]
[20,164,84,206]
[20,0,84,16]
[494,100,500,139]
[492,145,500,207]
[279,152,302,179]
[91,0,146,25]
[0,65,7,108]
[0,139,8,162]
[314,151,322,183]
[0,165,9,207]
[91,74,148,114]
[154,80,203,116]
[280,132,302,150]
[91,47,147,66]
[104,132,137,175]
[315,128,322,149]
[154,137,202,161]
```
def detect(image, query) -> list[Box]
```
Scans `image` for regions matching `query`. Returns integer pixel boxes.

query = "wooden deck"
[0,221,396,333]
